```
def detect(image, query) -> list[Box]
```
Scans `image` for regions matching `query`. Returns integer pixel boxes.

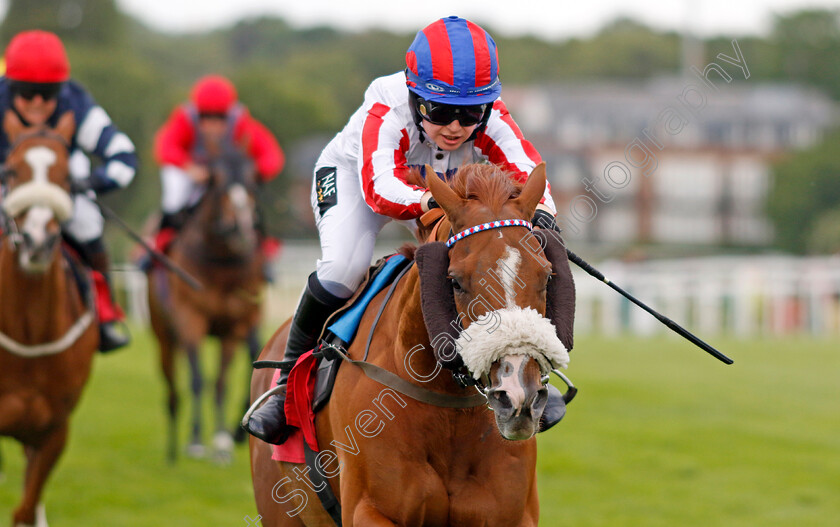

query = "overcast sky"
[0,1,837,39]
[108,0,840,39]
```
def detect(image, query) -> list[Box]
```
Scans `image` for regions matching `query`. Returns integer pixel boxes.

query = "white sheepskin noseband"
[2,181,74,222]
[454,306,570,379]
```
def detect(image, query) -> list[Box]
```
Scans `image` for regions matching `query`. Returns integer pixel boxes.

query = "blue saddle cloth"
[306,252,411,525]
[324,253,410,346]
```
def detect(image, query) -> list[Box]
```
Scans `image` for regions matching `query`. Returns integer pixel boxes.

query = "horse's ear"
[513,162,547,217]
[425,164,464,218]
[55,111,76,145]
[3,110,25,143]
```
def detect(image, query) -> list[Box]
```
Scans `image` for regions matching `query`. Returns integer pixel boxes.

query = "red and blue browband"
[445,219,533,248]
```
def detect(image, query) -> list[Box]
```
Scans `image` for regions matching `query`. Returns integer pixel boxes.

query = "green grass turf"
[2,331,839,526]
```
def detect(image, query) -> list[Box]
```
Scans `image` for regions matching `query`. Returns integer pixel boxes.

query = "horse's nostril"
[532,389,548,409]
[492,390,512,408]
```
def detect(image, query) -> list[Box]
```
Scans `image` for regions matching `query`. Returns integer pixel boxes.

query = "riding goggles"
[9,81,62,102]
[198,111,227,121]
[416,98,489,127]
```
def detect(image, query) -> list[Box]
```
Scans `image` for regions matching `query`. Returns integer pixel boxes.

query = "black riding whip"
[96,201,203,291]
[565,248,733,364]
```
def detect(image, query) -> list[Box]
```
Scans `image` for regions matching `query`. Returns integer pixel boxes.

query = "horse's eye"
[0,167,16,183]
[447,275,463,291]
[540,273,553,292]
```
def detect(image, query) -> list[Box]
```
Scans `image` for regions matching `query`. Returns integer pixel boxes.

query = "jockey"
[245,16,564,445]
[0,30,136,353]
[152,75,284,257]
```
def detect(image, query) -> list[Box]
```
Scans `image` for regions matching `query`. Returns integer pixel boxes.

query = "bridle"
[6,128,70,155]
[0,129,71,249]
[0,128,95,357]
[431,212,577,400]
[190,153,258,265]
[445,218,533,247]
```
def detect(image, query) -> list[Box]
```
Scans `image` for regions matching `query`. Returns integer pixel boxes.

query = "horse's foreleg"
[234,327,263,444]
[214,337,237,433]
[12,425,67,527]
[185,343,205,458]
[212,337,237,463]
[159,334,180,464]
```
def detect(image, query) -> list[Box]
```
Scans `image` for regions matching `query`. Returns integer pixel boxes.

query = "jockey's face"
[198,114,227,146]
[422,118,477,151]
[12,93,58,127]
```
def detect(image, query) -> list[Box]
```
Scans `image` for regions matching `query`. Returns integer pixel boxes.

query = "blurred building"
[504,79,837,247]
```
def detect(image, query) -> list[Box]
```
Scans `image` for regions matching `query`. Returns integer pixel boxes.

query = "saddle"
[269,253,413,526]
[313,253,413,409]
[270,253,413,458]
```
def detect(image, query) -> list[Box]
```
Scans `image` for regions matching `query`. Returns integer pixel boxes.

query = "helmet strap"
[408,90,426,135]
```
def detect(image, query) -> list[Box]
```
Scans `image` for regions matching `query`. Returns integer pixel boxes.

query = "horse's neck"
[0,247,75,343]
[183,200,230,257]
[176,203,258,280]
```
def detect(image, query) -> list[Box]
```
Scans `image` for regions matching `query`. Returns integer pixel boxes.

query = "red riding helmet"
[190,75,238,114]
[4,30,70,83]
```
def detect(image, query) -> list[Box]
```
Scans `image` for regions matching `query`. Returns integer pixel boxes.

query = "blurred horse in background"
[0,111,99,527]
[148,143,265,464]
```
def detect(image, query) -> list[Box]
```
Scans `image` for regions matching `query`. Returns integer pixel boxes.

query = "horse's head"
[203,143,259,258]
[417,163,574,441]
[1,110,74,273]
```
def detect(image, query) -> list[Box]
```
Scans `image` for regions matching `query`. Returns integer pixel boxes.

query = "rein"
[0,258,96,358]
[251,259,488,409]
[322,260,487,408]
[0,311,95,358]
[320,342,487,408]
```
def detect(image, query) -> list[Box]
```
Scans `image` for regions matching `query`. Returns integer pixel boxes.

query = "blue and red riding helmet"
[405,16,501,106]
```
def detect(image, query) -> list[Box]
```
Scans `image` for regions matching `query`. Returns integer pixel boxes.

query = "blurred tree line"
[2,1,840,255]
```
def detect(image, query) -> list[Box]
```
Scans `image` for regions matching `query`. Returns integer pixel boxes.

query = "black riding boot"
[244,272,347,444]
[160,211,185,231]
[80,239,131,353]
[538,384,567,432]
[532,209,574,433]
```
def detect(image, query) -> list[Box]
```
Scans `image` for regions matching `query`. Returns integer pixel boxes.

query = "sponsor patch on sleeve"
[315,166,338,215]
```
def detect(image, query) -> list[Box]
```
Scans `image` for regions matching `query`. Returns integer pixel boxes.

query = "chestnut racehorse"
[148,145,265,463]
[0,111,99,527]
[249,163,576,526]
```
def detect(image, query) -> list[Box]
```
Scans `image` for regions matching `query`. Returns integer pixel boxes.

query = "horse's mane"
[406,163,525,244]
[406,163,523,214]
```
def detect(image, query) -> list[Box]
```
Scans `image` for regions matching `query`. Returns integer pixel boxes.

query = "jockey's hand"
[420,190,439,212]
[69,177,99,198]
[532,205,561,233]
[186,163,210,184]
[70,178,92,194]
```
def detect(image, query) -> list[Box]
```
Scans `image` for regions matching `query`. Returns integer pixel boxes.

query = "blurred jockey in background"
[0,30,137,353]
[245,16,561,444]
[152,75,284,270]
